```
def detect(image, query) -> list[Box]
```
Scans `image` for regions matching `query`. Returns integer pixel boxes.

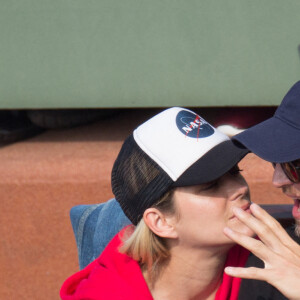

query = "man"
[224,80,300,300]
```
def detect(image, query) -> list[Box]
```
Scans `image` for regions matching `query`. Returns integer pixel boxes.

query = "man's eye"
[292,159,300,168]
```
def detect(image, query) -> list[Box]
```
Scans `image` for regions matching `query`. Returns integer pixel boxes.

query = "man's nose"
[272,163,293,188]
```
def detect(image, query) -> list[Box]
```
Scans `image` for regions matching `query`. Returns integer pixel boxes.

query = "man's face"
[272,164,300,237]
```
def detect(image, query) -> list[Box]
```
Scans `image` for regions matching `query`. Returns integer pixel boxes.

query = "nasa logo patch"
[176,110,214,138]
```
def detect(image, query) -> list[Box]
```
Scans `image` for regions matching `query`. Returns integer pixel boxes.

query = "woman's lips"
[230,203,251,219]
[241,203,251,211]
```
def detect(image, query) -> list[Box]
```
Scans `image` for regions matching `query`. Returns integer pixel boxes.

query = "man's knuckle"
[258,225,270,237]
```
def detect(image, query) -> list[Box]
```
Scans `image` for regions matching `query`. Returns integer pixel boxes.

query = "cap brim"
[173,140,249,187]
[234,116,300,163]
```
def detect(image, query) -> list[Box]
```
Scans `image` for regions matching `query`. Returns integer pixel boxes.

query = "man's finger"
[250,204,289,237]
[250,203,300,251]
[223,227,272,262]
[231,206,282,251]
[224,266,267,281]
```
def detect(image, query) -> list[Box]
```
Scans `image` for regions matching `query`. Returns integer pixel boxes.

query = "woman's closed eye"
[200,180,219,191]
[229,165,243,175]
[196,165,242,193]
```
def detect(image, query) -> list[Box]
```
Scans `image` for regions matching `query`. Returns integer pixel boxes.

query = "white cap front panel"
[133,107,229,181]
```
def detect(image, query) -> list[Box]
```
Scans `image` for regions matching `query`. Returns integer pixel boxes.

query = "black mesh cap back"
[111,135,173,225]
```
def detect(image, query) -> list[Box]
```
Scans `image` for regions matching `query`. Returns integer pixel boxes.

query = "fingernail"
[233,207,244,215]
[251,203,260,211]
[224,227,233,234]
[225,267,233,273]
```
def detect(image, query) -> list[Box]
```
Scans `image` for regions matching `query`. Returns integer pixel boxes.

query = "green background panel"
[0,0,299,108]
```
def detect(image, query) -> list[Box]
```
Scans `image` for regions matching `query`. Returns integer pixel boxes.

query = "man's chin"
[295,219,300,238]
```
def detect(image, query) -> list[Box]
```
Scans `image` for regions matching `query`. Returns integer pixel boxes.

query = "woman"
[60,107,254,300]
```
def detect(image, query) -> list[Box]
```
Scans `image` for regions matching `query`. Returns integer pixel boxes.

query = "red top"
[60,229,249,300]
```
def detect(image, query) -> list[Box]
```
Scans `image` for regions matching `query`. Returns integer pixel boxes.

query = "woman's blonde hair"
[119,189,176,282]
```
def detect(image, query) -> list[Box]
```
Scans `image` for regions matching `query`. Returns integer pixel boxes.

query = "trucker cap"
[112,107,248,225]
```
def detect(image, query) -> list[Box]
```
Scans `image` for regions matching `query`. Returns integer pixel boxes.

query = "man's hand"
[224,203,300,300]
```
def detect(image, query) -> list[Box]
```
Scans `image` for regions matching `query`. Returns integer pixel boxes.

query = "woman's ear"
[143,208,178,239]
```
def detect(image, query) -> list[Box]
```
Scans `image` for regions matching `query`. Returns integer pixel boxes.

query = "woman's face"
[171,166,253,248]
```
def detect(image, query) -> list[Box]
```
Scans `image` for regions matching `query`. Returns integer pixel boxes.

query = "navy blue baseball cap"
[234,81,300,163]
